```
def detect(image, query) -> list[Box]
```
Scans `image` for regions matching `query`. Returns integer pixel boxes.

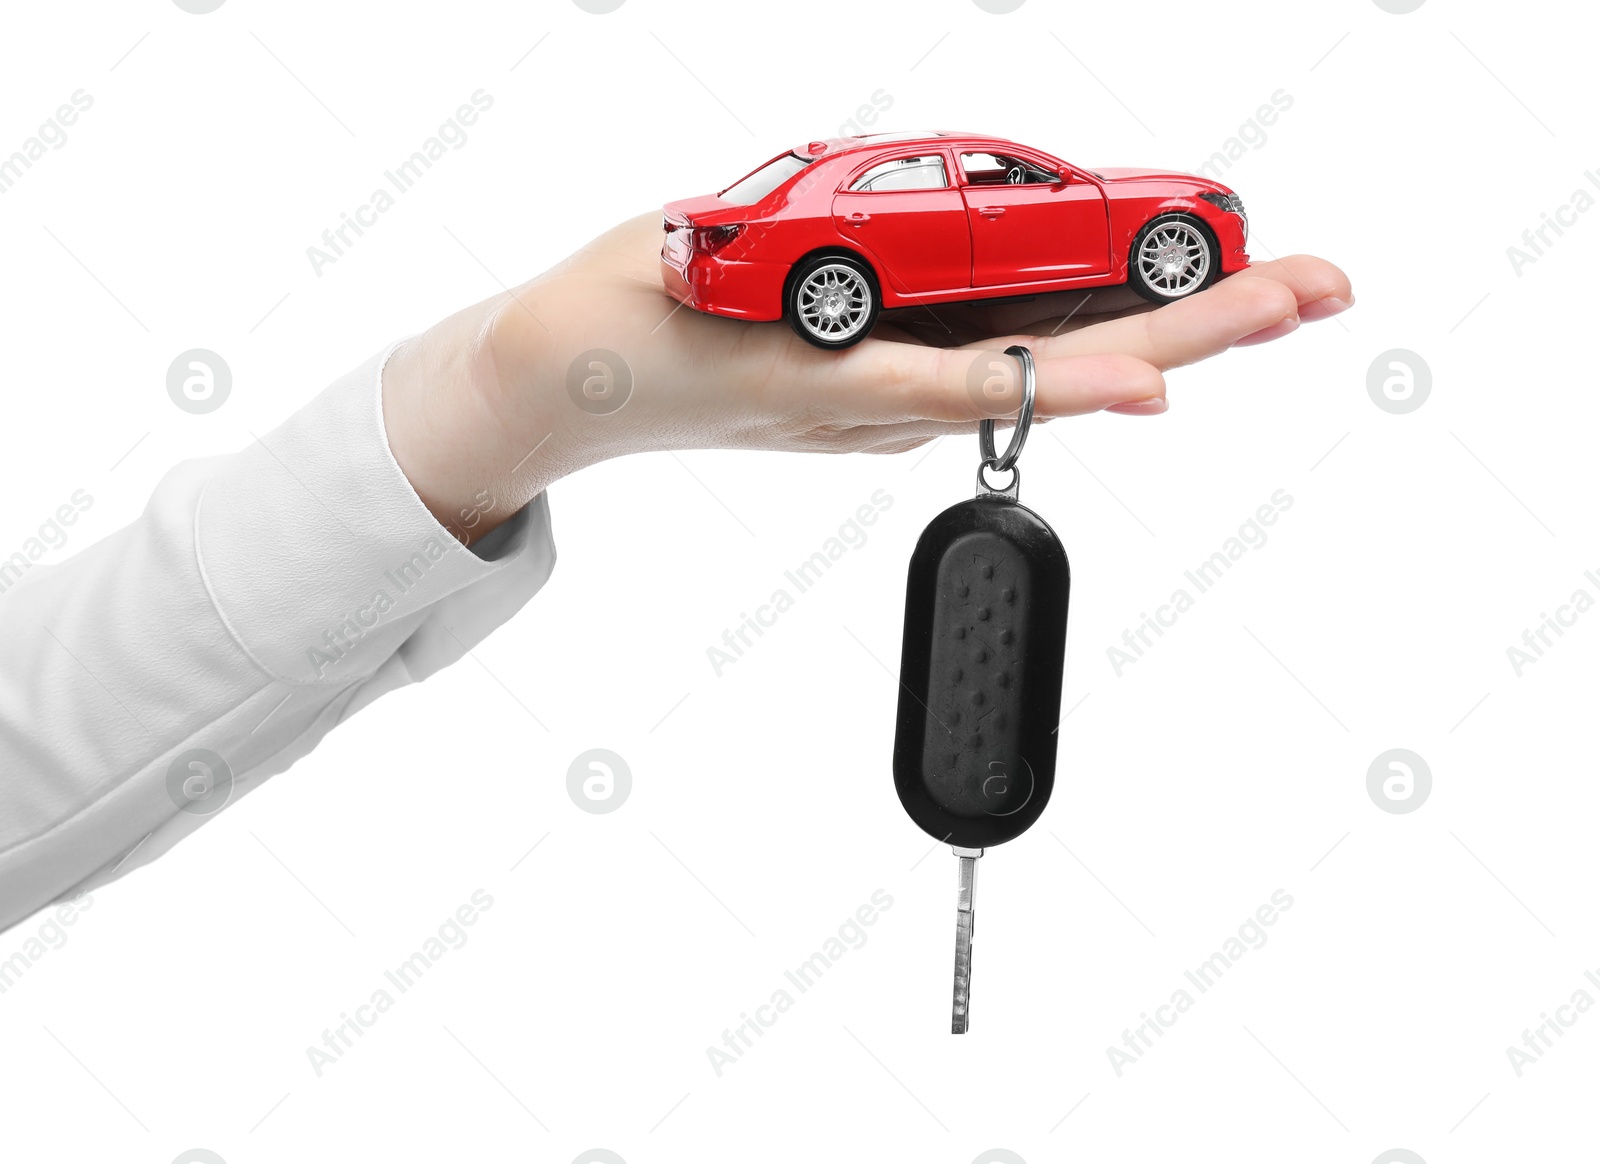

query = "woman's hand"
[381,212,1352,542]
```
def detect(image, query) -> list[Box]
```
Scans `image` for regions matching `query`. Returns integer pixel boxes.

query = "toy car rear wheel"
[1128,214,1217,303]
[786,255,879,349]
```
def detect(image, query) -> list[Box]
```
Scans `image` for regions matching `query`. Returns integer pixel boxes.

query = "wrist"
[382,278,643,545]
[381,328,534,547]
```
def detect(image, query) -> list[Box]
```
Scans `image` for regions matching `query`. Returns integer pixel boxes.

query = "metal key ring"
[977,344,1036,475]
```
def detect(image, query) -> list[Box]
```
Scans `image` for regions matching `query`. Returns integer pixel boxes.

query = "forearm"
[0,346,556,934]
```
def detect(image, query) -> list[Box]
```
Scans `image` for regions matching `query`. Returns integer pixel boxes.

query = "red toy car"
[661,131,1250,349]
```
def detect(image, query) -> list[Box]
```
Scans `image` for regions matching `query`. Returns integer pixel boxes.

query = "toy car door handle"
[846,211,871,225]
[977,206,1006,219]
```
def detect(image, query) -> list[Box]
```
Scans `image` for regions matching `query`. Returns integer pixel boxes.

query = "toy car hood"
[1093,166,1231,193]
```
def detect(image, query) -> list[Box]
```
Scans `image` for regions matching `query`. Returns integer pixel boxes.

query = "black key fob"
[892,493,1070,849]
[890,344,1066,1033]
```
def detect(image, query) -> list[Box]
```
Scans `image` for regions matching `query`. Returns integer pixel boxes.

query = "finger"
[777,413,1071,458]
[1013,256,1353,335]
[806,343,1165,425]
[857,407,1154,454]
[1012,256,1353,335]
[998,270,1304,371]
[1231,254,1353,316]
[1233,316,1301,347]
[859,256,1352,352]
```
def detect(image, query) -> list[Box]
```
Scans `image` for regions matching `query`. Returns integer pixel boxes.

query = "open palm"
[382,212,1352,538]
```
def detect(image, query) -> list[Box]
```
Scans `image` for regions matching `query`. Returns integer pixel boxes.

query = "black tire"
[1127,213,1218,304]
[785,254,880,349]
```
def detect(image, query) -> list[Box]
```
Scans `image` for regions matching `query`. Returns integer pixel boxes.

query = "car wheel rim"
[798,264,871,341]
[1137,222,1210,297]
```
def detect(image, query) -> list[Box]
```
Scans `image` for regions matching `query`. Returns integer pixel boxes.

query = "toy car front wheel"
[786,255,879,349]
[1128,214,1217,303]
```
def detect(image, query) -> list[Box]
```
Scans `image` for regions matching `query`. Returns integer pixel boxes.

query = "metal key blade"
[952,847,983,1033]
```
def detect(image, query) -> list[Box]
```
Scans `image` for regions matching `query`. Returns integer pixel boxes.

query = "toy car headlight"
[1199,191,1245,217]
[1197,190,1240,213]
[1198,191,1246,238]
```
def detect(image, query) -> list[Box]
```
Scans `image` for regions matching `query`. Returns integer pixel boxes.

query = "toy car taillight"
[691,224,744,254]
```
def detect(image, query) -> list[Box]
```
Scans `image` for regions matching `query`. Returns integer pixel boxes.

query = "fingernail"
[1235,315,1300,347]
[1105,398,1168,416]
[1300,295,1354,322]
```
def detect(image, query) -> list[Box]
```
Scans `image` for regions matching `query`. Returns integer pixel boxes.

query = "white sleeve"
[0,344,557,934]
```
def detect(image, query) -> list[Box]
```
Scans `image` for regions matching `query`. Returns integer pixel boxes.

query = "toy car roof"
[798,131,1015,160]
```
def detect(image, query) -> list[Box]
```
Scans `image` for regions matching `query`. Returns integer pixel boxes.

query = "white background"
[1,1,1596,1162]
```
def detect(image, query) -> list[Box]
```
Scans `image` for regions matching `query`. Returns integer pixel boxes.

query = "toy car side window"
[959,151,1058,186]
[849,155,949,193]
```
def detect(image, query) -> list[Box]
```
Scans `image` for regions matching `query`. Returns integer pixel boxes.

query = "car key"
[892,346,1070,1032]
